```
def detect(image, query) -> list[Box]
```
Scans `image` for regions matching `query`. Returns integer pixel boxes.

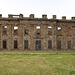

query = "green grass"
[0,51,75,75]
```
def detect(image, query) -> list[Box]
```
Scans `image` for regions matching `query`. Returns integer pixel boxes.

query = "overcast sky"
[0,0,75,19]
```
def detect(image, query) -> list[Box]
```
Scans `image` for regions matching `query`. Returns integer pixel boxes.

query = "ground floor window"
[24,40,28,49]
[48,40,52,49]
[57,41,61,49]
[36,40,41,51]
[3,40,7,49]
[67,41,71,49]
[14,40,18,49]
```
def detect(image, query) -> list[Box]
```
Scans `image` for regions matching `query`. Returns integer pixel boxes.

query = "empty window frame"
[48,40,52,49]
[25,29,28,34]
[67,41,71,49]
[57,27,61,31]
[67,28,71,36]
[57,27,62,35]
[57,41,61,49]
[3,40,7,49]
[48,26,52,35]
[48,31,52,35]
[36,29,40,35]
[14,26,18,35]
[36,26,40,29]
[24,40,28,49]
[36,26,40,35]
[48,26,52,29]
[14,40,18,49]
[24,25,29,35]
[3,26,7,35]
[37,32,40,35]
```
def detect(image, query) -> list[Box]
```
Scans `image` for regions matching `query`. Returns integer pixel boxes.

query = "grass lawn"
[0,51,75,75]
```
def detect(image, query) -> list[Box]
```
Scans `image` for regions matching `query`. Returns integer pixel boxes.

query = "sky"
[0,0,75,19]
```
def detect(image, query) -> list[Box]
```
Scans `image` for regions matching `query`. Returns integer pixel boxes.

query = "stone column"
[18,25,24,50]
[52,22,57,50]
[8,25,12,50]
[29,24,34,50]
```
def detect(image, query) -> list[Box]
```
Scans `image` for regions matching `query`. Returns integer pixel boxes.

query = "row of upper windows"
[2,25,62,30]
[36,26,61,30]
[2,25,71,36]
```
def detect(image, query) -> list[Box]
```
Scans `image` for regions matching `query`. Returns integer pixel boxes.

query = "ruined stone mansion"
[0,14,75,51]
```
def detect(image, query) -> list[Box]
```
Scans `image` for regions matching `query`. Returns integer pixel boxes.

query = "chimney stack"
[42,14,47,19]
[19,14,23,18]
[8,14,13,18]
[0,14,2,18]
[53,15,56,19]
[30,14,34,18]
[62,16,66,20]
[71,17,75,20]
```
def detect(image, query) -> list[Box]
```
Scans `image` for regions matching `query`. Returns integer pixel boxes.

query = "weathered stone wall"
[0,14,75,51]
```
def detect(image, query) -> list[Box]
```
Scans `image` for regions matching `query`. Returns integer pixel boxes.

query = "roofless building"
[0,14,75,51]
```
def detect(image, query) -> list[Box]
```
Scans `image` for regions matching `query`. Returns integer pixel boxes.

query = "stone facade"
[0,14,75,51]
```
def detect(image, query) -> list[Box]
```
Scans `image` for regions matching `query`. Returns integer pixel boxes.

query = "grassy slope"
[0,51,75,75]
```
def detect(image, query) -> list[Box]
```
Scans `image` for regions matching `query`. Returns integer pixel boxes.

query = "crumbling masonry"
[0,14,75,51]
